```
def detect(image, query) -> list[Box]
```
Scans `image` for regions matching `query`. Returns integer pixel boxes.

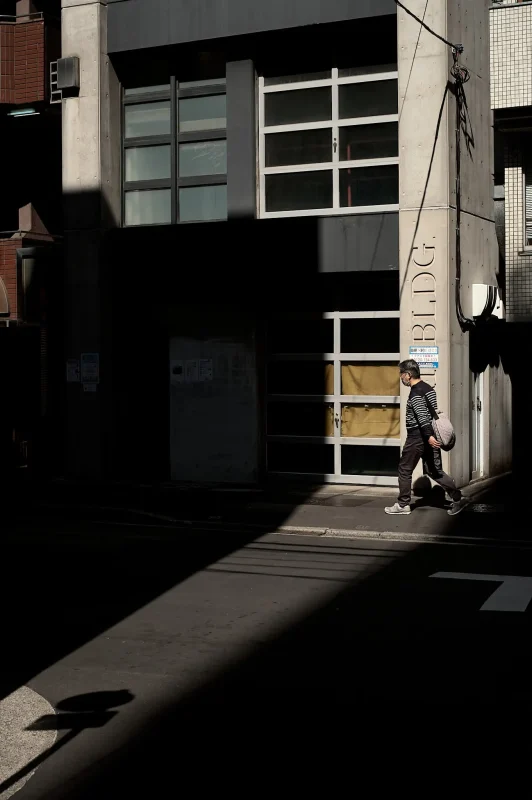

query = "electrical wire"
[394,0,458,49]
[395,0,475,331]
[453,51,475,331]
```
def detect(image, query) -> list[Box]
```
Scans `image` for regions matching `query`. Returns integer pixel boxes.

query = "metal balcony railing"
[0,12,45,23]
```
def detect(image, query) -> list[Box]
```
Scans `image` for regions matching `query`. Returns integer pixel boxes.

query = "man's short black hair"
[399,359,420,379]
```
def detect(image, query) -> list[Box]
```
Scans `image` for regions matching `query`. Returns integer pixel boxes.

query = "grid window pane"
[339,123,398,161]
[341,405,400,438]
[264,71,331,86]
[265,170,333,212]
[268,319,333,354]
[180,78,226,89]
[268,403,334,436]
[341,363,400,396]
[526,178,532,246]
[265,129,332,167]
[125,145,171,182]
[179,184,227,222]
[341,318,399,352]
[179,95,227,133]
[179,140,227,177]
[341,445,399,476]
[339,65,397,78]
[264,87,331,126]
[267,442,334,474]
[339,80,398,119]
[267,362,334,395]
[124,85,171,96]
[340,165,398,207]
[124,101,171,138]
[125,189,171,226]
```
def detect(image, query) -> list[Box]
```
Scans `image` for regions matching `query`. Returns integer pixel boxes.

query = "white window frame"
[258,68,399,219]
[524,171,532,251]
[266,310,400,486]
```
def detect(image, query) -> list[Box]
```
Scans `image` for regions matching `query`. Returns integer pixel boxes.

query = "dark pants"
[398,432,461,507]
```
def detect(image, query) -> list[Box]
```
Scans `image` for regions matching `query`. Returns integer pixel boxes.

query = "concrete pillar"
[16,1,37,19]
[61,0,120,478]
[227,60,256,220]
[398,0,497,486]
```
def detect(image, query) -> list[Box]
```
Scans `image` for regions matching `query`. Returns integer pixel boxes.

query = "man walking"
[385,359,468,517]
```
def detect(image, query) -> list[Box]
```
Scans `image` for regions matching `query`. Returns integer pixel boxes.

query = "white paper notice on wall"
[170,360,184,383]
[185,359,199,383]
[199,359,213,382]
[81,353,100,384]
[409,346,439,369]
[66,359,80,383]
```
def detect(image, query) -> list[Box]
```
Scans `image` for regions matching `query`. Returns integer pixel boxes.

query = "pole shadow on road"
[0,690,133,797]
[21,529,532,799]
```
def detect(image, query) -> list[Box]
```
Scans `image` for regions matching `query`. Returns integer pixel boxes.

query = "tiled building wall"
[0,240,19,318]
[491,2,532,109]
[505,139,532,321]
[0,24,16,105]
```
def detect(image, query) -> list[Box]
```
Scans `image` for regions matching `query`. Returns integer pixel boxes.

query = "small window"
[179,94,227,133]
[525,172,532,249]
[264,87,332,126]
[179,185,227,222]
[259,66,399,218]
[125,145,171,182]
[339,81,398,119]
[124,101,171,138]
[125,189,172,226]
[179,140,227,177]
[341,445,398,476]
[339,122,398,161]
[122,76,227,226]
[339,164,399,208]
[265,129,332,167]
[265,171,333,212]
[124,84,171,96]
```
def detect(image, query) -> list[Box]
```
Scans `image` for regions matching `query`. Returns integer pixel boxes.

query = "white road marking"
[432,572,532,612]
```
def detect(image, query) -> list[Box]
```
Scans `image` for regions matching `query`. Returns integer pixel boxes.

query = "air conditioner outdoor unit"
[472,284,504,320]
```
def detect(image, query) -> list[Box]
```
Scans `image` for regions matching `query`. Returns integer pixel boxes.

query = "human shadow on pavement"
[0,690,133,797]
[411,476,449,510]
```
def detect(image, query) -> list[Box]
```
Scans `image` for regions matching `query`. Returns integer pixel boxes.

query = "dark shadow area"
[16,533,531,800]
[0,185,400,715]
[0,135,518,739]
[0,691,133,797]
[0,16,523,792]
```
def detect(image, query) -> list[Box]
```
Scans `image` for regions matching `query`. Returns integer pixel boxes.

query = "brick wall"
[504,139,532,322]
[491,2,532,109]
[0,240,19,318]
[0,24,15,105]
[0,19,46,106]
[14,20,45,104]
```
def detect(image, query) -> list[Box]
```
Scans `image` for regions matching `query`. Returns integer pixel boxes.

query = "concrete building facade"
[0,0,62,478]
[491,0,532,322]
[59,0,512,487]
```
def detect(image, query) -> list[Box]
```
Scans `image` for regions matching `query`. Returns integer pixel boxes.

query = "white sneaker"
[384,502,411,515]
[447,498,469,516]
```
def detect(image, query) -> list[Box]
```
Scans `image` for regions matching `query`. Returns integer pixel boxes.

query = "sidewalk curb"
[277,525,531,547]
[42,507,531,550]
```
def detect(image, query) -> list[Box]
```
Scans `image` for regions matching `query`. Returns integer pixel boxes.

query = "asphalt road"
[3,518,532,796]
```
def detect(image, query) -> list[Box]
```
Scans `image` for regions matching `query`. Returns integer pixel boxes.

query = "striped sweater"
[406,380,437,440]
